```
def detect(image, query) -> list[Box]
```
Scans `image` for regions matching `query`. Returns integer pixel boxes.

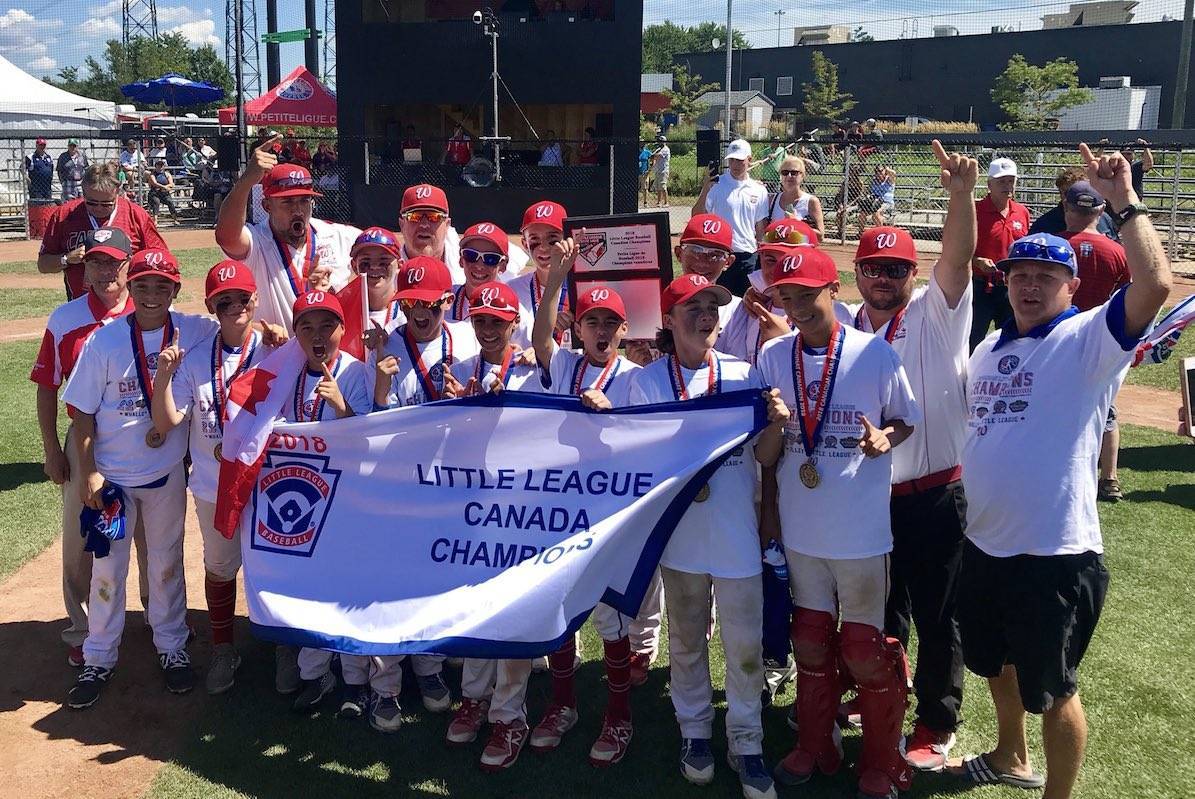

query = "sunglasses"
[399,298,445,313]
[400,210,448,224]
[858,262,913,280]
[461,248,507,267]
[779,170,804,177]
[763,228,813,245]
[680,243,731,262]
[84,197,117,208]
[1007,240,1074,265]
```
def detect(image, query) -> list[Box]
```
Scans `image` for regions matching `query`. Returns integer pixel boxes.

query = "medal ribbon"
[210,329,257,434]
[667,352,720,401]
[531,273,569,344]
[294,353,341,422]
[450,286,470,322]
[404,324,451,401]
[570,355,619,396]
[271,224,317,296]
[476,346,515,387]
[129,314,175,409]
[853,305,906,344]
[792,322,844,459]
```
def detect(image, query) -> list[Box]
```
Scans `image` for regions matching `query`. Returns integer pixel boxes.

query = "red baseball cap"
[395,255,453,302]
[401,184,449,213]
[468,281,520,322]
[521,200,567,232]
[575,284,627,321]
[35,137,47,146]
[460,221,509,257]
[759,218,819,252]
[769,248,839,289]
[351,226,400,258]
[292,289,344,324]
[680,213,733,251]
[127,248,181,284]
[263,164,321,198]
[855,226,918,266]
[205,259,256,300]
[660,273,732,316]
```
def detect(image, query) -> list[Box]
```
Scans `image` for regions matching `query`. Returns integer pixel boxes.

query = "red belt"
[891,465,962,498]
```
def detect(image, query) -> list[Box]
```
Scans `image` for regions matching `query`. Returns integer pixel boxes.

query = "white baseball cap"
[724,139,752,162]
[988,157,1018,179]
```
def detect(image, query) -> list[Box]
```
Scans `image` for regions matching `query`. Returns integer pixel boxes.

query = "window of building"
[748,77,765,93]
[776,76,793,96]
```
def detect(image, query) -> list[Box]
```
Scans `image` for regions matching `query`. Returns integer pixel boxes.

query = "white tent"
[0,54,116,131]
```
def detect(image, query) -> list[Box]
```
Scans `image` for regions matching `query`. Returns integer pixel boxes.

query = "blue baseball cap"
[1064,180,1105,210]
[996,234,1077,276]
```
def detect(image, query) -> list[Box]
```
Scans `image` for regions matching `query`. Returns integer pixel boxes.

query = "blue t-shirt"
[871,178,895,206]
[639,147,651,176]
[26,152,54,199]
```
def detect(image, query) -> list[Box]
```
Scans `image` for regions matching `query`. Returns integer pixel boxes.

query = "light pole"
[1174,0,1194,128]
[724,0,732,141]
[774,8,786,47]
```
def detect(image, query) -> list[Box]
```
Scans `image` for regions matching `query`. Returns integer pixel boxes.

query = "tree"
[801,51,856,123]
[850,26,874,42]
[990,54,1093,130]
[46,34,234,114]
[642,21,751,75]
[661,65,720,121]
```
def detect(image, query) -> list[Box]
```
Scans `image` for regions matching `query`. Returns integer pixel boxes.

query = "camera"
[473,10,483,23]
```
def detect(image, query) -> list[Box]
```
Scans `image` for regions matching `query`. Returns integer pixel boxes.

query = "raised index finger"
[930,139,949,166]
[1077,142,1097,165]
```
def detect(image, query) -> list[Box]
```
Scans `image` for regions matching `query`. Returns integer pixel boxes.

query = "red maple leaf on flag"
[228,367,277,416]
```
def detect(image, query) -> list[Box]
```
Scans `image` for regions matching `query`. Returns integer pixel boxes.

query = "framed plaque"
[562,212,672,342]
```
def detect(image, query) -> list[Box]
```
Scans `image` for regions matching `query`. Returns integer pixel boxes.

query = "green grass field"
[0,247,225,284]
[1,332,1191,798]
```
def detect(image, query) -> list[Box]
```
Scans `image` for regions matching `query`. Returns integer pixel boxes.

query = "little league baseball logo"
[577,231,608,267]
[277,76,315,101]
[251,451,342,557]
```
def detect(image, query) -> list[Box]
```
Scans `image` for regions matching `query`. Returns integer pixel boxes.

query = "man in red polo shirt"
[1059,180,1131,502]
[970,158,1030,351]
[38,162,167,301]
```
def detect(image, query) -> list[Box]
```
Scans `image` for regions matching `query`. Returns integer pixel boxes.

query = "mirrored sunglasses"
[400,210,447,224]
[681,243,730,262]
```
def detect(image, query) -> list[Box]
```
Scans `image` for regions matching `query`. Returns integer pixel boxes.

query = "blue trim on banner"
[251,387,769,658]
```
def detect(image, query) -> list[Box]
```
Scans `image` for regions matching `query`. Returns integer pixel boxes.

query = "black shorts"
[957,540,1109,714]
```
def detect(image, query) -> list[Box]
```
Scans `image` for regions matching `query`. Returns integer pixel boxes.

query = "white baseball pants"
[785,549,890,629]
[297,648,404,698]
[460,658,534,724]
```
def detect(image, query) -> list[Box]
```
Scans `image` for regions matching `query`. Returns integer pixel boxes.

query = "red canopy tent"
[218,66,337,128]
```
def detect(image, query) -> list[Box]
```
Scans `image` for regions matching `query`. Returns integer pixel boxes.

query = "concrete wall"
[679,20,1195,129]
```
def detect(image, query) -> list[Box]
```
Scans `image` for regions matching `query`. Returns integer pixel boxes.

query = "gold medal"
[145,428,164,449]
[213,442,223,462]
[799,458,820,490]
[695,483,711,502]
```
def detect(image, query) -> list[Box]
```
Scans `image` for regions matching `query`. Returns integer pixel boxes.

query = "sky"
[0,0,1186,87]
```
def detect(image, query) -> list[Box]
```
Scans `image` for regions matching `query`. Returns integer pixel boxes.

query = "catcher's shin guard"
[785,608,843,777]
[840,622,913,797]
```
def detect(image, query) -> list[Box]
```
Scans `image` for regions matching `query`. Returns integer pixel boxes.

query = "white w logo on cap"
[776,224,792,238]
[875,232,898,248]
[589,288,610,301]
[782,254,803,273]
[535,204,554,218]
[479,287,501,305]
[407,267,426,283]
[689,274,710,286]
[144,251,164,266]
[701,219,722,234]
[415,186,432,199]
[305,291,326,303]
[477,223,496,234]
[217,266,236,282]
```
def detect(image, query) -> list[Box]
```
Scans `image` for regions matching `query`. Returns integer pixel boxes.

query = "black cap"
[84,227,133,259]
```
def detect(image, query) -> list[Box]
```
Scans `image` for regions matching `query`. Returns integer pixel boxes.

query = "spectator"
[196,136,217,161]
[847,121,864,143]
[1030,166,1119,240]
[538,130,565,166]
[651,133,671,208]
[692,137,767,295]
[833,160,865,241]
[25,137,54,202]
[577,127,600,166]
[756,136,789,192]
[119,139,146,172]
[312,141,337,174]
[970,157,1030,350]
[442,122,473,166]
[56,139,88,201]
[865,118,885,139]
[147,136,169,162]
[180,136,202,170]
[197,159,233,216]
[1058,181,1131,503]
[401,124,422,162]
[146,160,180,224]
[293,139,313,169]
[638,142,652,206]
[859,164,896,227]
[756,155,824,240]
[1120,138,1154,199]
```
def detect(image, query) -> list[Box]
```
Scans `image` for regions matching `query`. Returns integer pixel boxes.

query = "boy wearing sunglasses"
[448,222,509,324]
[397,184,466,285]
[509,201,573,348]
[831,140,980,774]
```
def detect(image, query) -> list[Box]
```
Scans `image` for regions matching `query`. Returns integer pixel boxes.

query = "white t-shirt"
[756,326,920,559]
[962,289,1149,557]
[507,270,563,351]
[627,351,764,578]
[718,285,788,366]
[836,272,972,483]
[767,192,812,223]
[279,351,372,423]
[539,343,640,407]
[372,321,480,408]
[400,225,466,286]
[368,297,406,330]
[173,328,271,503]
[704,175,768,253]
[234,216,361,333]
[653,145,671,175]
[451,351,546,394]
[62,312,219,487]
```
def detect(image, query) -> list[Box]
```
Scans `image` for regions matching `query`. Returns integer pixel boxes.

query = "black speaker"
[216,136,241,171]
[696,129,721,172]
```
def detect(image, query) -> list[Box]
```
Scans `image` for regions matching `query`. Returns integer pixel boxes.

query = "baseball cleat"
[588,715,633,767]
[292,671,336,712]
[627,652,651,687]
[728,753,778,799]
[446,698,489,745]
[68,665,113,709]
[369,695,403,733]
[274,645,301,695]
[479,720,529,771]
[205,644,240,695]
[529,704,578,752]
[160,649,194,694]
[901,722,956,772]
[417,672,452,713]
[338,683,370,719]
[680,738,715,785]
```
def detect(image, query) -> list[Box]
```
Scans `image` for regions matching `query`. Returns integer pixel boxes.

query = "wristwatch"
[1111,201,1148,226]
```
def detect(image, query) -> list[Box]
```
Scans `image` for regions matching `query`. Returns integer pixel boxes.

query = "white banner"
[241,390,766,657]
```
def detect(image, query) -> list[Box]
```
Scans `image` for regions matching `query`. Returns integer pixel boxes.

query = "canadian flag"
[213,338,307,538]
[334,274,370,361]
